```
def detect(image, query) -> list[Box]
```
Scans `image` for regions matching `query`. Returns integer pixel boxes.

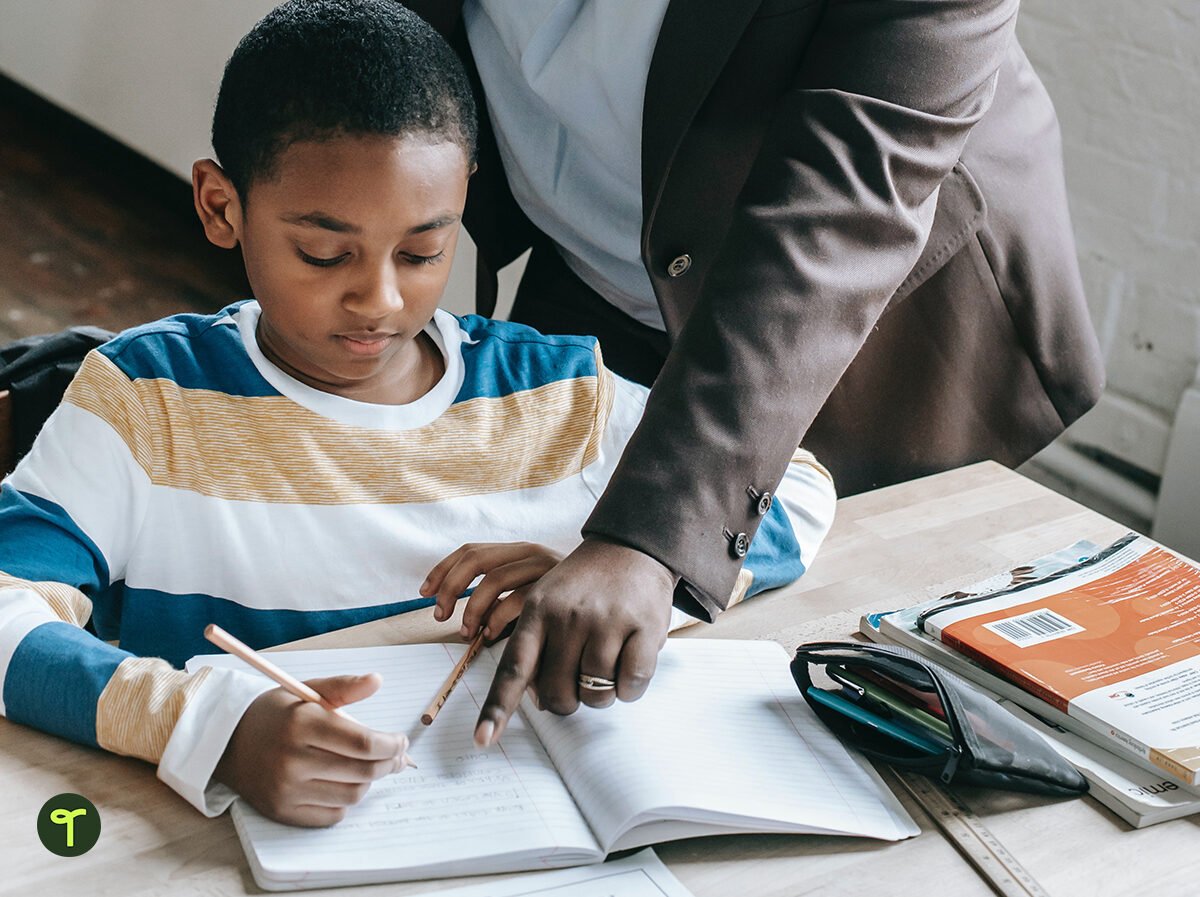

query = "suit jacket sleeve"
[583,0,1020,620]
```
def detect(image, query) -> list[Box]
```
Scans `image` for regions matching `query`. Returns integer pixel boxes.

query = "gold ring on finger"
[577,674,617,691]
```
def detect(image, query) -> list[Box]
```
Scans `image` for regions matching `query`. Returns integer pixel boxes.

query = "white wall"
[1014,0,1200,541]
[0,1,272,180]
[1018,1,1200,481]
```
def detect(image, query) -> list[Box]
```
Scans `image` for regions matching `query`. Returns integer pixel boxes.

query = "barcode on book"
[983,608,1084,647]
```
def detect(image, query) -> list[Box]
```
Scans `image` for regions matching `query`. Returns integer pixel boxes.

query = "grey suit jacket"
[406,0,1105,620]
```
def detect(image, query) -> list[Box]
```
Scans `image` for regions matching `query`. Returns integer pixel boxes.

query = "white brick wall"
[1018,1,1200,480]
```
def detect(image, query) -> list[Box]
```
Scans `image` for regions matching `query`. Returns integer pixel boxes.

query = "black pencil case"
[791,641,1089,797]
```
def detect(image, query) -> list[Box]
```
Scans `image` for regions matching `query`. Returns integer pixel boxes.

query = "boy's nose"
[345,265,404,317]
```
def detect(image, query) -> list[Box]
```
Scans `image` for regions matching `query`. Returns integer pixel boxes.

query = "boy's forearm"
[0,609,136,747]
[0,585,268,816]
[0,589,187,762]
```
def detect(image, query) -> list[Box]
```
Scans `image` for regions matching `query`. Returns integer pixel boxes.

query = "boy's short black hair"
[212,0,477,198]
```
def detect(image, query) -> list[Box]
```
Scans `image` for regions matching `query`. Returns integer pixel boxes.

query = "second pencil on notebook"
[421,631,487,726]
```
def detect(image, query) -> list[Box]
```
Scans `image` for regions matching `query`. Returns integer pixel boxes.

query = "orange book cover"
[923,536,1200,783]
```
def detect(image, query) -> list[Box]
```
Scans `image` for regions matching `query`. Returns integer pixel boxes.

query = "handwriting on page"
[194,644,598,870]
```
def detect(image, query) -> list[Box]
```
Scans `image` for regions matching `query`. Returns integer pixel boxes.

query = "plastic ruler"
[892,769,1053,897]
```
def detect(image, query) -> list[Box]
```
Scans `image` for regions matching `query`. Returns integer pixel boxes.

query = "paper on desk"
[404,849,694,897]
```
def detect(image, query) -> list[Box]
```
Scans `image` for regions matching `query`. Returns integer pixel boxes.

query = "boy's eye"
[297,248,350,268]
[402,250,446,266]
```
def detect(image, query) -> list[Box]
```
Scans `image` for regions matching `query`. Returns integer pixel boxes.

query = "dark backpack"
[0,326,115,470]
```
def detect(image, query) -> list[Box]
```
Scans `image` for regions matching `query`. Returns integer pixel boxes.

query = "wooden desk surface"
[5,462,1198,896]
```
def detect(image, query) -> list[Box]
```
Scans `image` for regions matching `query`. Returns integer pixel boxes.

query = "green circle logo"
[37,793,100,856]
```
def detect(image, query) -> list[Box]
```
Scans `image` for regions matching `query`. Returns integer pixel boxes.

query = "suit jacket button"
[731,532,750,559]
[757,491,773,515]
[667,254,692,277]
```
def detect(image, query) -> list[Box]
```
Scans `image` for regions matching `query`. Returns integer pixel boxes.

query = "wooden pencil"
[421,630,486,726]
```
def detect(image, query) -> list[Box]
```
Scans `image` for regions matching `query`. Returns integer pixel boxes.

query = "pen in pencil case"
[806,685,952,756]
[841,665,1004,747]
[849,666,947,720]
[830,666,953,741]
[203,624,417,768]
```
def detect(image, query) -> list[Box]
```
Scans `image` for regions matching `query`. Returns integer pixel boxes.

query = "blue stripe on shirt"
[97,306,601,404]
[0,484,109,591]
[98,301,278,397]
[455,315,601,402]
[4,622,131,747]
[743,501,805,597]
[113,586,439,668]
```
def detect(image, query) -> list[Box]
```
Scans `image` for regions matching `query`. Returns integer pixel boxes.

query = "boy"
[0,0,835,828]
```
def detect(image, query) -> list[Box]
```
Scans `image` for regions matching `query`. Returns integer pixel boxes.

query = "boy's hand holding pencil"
[207,625,414,828]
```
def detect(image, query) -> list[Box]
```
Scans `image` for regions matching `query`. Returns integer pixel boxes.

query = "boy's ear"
[192,159,243,249]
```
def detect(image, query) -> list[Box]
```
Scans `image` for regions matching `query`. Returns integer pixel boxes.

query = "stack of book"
[860,533,1200,827]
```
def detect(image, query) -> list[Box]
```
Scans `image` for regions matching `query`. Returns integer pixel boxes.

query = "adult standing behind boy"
[0,0,835,826]
[402,1,1105,739]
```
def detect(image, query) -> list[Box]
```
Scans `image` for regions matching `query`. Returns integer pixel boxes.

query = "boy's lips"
[338,332,397,356]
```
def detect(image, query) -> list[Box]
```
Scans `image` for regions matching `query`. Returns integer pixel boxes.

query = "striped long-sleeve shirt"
[0,301,835,815]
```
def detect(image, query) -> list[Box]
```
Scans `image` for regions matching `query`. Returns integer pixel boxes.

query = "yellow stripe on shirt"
[792,446,833,483]
[65,352,615,505]
[96,658,213,764]
[0,570,92,627]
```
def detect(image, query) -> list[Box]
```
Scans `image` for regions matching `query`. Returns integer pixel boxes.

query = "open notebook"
[187,639,917,891]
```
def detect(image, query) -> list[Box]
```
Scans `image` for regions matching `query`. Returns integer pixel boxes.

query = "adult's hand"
[472,536,676,747]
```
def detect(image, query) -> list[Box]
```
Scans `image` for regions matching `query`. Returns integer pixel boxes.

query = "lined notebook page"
[522,639,918,849]
[188,644,600,881]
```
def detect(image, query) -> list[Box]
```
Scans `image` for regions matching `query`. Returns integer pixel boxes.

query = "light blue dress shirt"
[463,0,672,330]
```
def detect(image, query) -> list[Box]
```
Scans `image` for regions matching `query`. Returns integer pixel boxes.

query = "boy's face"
[198,134,471,403]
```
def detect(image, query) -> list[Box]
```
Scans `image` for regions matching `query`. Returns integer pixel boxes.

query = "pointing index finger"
[475,616,545,747]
